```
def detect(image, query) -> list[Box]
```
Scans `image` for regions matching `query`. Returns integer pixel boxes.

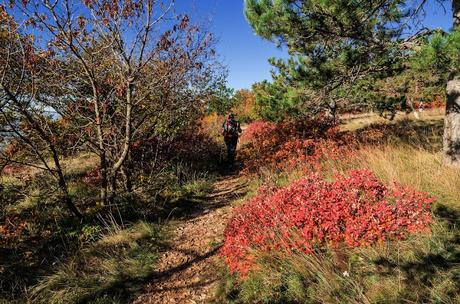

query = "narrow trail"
[133,174,247,304]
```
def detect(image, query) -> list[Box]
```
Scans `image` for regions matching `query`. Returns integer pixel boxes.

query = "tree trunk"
[108,172,118,205]
[59,175,83,219]
[121,164,133,193]
[443,0,460,166]
[3,86,83,218]
[100,152,109,204]
[51,148,83,219]
[443,76,460,166]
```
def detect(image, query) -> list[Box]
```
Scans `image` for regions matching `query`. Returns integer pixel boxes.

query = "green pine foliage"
[413,28,460,80]
[244,0,443,118]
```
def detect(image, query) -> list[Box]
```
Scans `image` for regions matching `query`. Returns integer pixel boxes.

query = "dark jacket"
[222,118,242,140]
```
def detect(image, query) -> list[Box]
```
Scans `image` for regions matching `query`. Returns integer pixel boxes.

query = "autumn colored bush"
[231,89,261,123]
[240,116,445,175]
[82,166,102,187]
[239,120,277,144]
[220,170,433,277]
[131,123,223,176]
[1,165,29,176]
[412,97,445,110]
[168,127,224,166]
[239,118,349,173]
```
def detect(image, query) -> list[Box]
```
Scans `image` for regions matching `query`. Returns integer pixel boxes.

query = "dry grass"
[30,221,166,304]
[353,147,460,209]
[62,153,99,177]
[340,108,444,132]
[321,144,460,211]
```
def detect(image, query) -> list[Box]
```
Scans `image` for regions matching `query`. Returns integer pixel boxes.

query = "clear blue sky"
[176,0,453,90]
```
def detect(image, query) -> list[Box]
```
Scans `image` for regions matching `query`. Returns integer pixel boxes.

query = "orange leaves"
[179,15,190,30]
[77,16,86,28]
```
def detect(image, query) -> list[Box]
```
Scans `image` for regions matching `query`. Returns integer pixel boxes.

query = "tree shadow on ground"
[74,245,223,304]
[434,204,460,228]
[68,173,248,303]
[148,160,246,222]
[372,202,459,301]
[83,166,247,303]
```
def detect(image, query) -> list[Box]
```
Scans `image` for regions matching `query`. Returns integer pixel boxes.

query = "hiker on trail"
[222,113,242,165]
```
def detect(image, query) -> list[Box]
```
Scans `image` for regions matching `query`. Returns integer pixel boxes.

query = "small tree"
[9,0,226,203]
[245,0,416,118]
[0,9,82,218]
[231,89,260,123]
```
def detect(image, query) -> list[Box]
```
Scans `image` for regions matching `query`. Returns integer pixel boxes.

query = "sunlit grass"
[355,147,460,209]
[31,221,166,304]
[340,108,444,132]
[62,153,98,178]
[5,188,41,214]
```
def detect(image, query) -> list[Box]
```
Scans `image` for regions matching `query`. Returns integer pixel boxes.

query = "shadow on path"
[131,173,248,304]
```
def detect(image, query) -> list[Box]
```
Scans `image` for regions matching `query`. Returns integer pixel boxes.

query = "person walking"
[222,113,242,165]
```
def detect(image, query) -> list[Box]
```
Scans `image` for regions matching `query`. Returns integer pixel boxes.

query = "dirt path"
[133,174,247,304]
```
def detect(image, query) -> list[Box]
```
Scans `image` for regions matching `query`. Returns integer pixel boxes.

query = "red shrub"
[239,118,348,173]
[220,170,433,277]
[129,123,224,179]
[240,120,277,144]
[83,167,102,187]
[2,165,28,176]
[167,128,223,165]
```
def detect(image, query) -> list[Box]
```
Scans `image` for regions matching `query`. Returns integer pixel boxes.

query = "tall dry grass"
[352,147,460,210]
[30,220,166,304]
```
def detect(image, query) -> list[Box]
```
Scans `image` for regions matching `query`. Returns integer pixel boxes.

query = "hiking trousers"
[225,137,238,164]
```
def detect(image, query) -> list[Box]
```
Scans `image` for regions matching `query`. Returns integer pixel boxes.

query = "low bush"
[239,118,341,173]
[218,116,459,304]
[220,170,433,277]
[218,222,458,304]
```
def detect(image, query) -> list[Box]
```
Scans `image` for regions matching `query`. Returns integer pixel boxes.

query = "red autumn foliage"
[2,165,28,176]
[220,170,433,277]
[240,118,349,173]
[81,124,223,187]
[240,120,277,144]
[167,127,223,165]
[412,97,445,110]
[136,127,222,164]
[82,166,102,187]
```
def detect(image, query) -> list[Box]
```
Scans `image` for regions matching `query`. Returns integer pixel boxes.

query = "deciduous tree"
[0,9,82,218]
[7,0,226,204]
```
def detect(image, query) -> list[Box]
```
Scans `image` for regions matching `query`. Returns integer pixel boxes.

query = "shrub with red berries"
[220,170,433,277]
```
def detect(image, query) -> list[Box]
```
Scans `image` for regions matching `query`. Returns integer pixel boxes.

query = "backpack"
[223,120,239,138]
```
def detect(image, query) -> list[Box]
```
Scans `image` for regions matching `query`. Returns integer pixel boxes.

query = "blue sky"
[176,0,453,90]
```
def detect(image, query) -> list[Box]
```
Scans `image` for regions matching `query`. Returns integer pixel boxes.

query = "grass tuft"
[30,221,166,304]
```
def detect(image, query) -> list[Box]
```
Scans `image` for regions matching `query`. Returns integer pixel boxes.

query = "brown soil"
[132,174,247,304]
